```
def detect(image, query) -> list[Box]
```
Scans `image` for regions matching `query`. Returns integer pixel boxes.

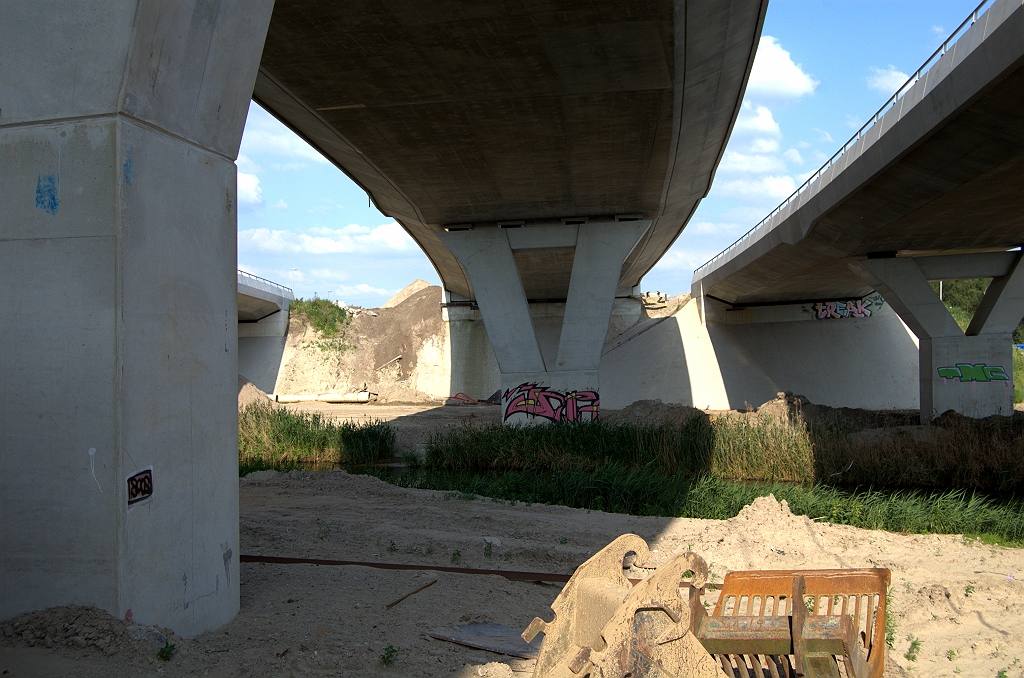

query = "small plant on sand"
[157,642,175,661]
[379,645,397,665]
[484,542,493,558]
[559,537,568,545]
[451,549,462,565]
[317,525,330,541]
[885,593,897,650]
[388,540,397,553]
[425,538,434,555]
[964,584,975,597]
[904,635,921,662]
[946,649,957,661]
[300,644,309,652]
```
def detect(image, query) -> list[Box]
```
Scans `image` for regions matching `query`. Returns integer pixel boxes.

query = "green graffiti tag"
[936,363,1009,382]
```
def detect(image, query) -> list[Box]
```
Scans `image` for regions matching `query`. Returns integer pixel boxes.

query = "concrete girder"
[850,254,1024,420]
[439,222,650,423]
[0,0,273,636]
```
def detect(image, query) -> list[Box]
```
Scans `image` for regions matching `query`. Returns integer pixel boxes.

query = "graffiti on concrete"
[811,293,884,320]
[503,383,599,423]
[936,363,1009,382]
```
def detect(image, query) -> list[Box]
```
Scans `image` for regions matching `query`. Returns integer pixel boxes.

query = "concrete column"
[439,221,648,424]
[0,0,273,636]
[851,253,1024,420]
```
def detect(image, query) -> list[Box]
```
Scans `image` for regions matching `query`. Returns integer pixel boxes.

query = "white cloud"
[813,128,833,143]
[272,199,288,209]
[323,282,393,297]
[746,36,818,99]
[236,154,260,174]
[237,172,263,209]
[238,222,417,255]
[718,151,786,174]
[783,148,804,165]
[655,248,726,273]
[733,103,781,136]
[931,25,945,36]
[716,175,798,200]
[748,138,780,154]
[687,221,744,235]
[866,65,910,94]
[240,108,328,164]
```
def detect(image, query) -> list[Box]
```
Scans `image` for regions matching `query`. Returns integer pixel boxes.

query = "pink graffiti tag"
[502,383,599,423]
[814,299,872,319]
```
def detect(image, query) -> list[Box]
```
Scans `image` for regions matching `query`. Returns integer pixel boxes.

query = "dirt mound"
[604,399,703,426]
[382,279,431,308]
[238,374,272,410]
[1,605,179,658]
[275,285,448,403]
[746,391,919,430]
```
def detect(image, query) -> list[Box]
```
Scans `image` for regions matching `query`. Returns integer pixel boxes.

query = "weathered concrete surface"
[256,0,767,300]
[439,222,648,422]
[852,255,1024,419]
[600,300,919,411]
[693,0,1024,305]
[445,296,919,412]
[0,1,273,637]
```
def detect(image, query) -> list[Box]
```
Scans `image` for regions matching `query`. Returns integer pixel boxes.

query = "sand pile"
[274,284,449,403]
[744,391,918,429]
[238,374,272,410]
[603,399,702,426]
[1,605,181,660]
[382,279,431,308]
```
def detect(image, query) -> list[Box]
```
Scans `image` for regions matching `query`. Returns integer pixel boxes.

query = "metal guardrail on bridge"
[693,0,997,279]
[237,269,294,299]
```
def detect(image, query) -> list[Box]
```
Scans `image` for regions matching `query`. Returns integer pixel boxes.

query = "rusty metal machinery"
[523,535,889,678]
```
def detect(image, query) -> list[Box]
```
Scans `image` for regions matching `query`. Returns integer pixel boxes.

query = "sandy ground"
[4,468,1023,677]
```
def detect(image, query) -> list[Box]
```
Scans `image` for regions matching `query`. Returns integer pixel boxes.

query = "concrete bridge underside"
[1,0,767,634]
[256,0,767,417]
[692,0,1024,420]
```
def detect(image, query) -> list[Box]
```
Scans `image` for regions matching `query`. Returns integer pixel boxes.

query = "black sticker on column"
[127,468,153,506]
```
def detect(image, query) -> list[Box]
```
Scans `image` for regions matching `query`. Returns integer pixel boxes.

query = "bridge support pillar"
[439,221,648,423]
[0,2,272,636]
[851,253,1024,421]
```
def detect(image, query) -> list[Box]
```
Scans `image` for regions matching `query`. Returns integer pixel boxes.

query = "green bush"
[289,297,349,338]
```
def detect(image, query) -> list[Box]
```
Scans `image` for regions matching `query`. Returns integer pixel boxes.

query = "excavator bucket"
[523,536,888,678]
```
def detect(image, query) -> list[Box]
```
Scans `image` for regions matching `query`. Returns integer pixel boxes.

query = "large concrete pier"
[0,1,274,636]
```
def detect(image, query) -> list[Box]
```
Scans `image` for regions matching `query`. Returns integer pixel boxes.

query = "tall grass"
[373,466,1024,545]
[809,413,1024,495]
[238,403,393,473]
[239,400,1024,543]
[425,417,714,476]
[709,415,814,482]
[425,412,1024,495]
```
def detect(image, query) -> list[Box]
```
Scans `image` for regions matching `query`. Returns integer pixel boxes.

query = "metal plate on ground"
[427,622,542,659]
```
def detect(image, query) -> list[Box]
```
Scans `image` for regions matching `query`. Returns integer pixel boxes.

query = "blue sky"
[237,0,982,306]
